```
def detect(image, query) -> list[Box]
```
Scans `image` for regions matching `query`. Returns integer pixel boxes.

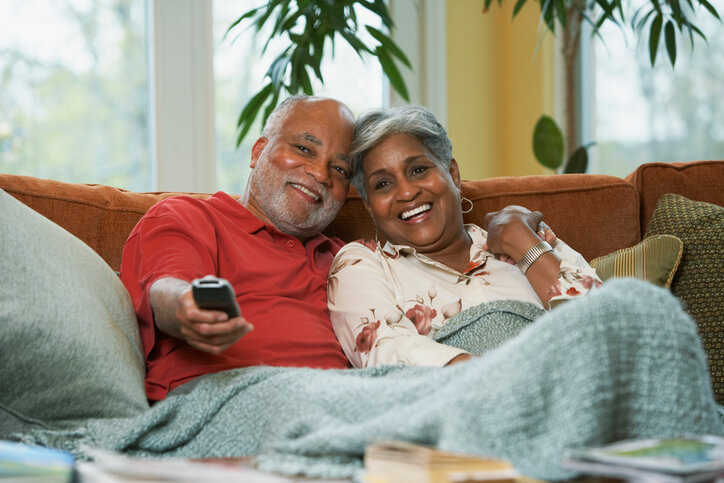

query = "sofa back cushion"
[326,173,641,262]
[0,174,207,272]
[1,171,641,269]
[626,160,724,233]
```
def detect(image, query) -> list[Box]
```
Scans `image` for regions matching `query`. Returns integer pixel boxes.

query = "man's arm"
[150,277,253,355]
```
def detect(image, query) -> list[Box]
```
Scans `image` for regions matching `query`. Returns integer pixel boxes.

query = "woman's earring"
[461,196,474,214]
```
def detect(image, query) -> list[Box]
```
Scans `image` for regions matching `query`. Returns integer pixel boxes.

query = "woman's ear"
[449,158,462,189]
[363,199,374,219]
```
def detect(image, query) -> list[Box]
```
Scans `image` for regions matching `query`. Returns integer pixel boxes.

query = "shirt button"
[286,240,295,248]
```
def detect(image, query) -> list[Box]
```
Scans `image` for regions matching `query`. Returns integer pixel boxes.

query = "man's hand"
[150,277,253,354]
[482,205,557,263]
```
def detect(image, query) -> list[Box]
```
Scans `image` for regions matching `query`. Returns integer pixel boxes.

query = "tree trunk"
[562,4,584,159]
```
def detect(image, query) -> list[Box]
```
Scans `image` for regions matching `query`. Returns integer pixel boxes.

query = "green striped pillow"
[589,234,683,288]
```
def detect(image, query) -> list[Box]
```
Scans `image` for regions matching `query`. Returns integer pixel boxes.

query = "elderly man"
[120,96,355,401]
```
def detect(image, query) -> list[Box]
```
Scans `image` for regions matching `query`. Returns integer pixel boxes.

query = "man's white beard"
[249,159,343,238]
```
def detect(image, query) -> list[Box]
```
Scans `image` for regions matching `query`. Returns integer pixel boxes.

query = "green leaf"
[235,84,274,147]
[340,30,372,58]
[564,146,588,173]
[377,47,409,101]
[540,0,557,31]
[225,8,259,38]
[366,26,411,68]
[665,20,677,66]
[649,14,663,65]
[512,0,528,17]
[261,90,281,126]
[267,52,291,90]
[532,115,564,170]
[554,0,567,29]
[699,0,721,21]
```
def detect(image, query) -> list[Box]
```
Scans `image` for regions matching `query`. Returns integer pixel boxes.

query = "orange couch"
[1,160,723,404]
[1,160,721,271]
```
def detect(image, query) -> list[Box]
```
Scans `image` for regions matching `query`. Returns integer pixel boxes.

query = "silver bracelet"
[516,241,553,275]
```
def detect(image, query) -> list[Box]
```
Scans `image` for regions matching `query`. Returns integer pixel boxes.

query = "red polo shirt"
[120,192,349,401]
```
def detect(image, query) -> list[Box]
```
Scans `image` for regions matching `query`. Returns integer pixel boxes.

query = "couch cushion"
[326,175,641,262]
[589,234,683,288]
[0,174,209,272]
[644,193,724,405]
[0,189,150,433]
[626,160,724,233]
[468,174,640,261]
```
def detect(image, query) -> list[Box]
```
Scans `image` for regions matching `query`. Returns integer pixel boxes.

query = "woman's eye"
[411,166,428,176]
[374,180,390,190]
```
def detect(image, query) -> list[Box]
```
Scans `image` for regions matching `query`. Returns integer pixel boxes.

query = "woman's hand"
[482,206,556,263]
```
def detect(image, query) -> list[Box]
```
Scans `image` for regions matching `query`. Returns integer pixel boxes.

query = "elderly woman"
[327,105,603,368]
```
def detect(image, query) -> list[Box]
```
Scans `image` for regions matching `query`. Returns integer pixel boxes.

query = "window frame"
[148,0,446,192]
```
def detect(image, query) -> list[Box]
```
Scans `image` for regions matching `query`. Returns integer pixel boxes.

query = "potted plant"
[485,0,721,171]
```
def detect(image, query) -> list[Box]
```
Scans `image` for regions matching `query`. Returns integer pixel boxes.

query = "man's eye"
[333,166,349,178]
[296,145,310,154]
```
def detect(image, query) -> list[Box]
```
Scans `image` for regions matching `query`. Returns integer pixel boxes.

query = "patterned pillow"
[590,234,683,288]
[644,193,724,405]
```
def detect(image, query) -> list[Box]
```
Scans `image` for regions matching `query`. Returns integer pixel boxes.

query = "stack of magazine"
[562,435,724,482]
[364,440,527,483]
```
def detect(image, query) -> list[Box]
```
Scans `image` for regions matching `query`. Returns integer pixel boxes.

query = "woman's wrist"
[516,241,554,274]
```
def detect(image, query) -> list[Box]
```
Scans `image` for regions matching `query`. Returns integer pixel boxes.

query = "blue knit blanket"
[17,279,724,480]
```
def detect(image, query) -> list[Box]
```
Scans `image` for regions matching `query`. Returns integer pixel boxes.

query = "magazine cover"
[567,436,724,475]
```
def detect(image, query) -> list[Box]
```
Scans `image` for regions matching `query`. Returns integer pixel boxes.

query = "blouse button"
[286,240,295,248]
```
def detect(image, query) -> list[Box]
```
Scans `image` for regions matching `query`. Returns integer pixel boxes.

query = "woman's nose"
[395,178,419,201]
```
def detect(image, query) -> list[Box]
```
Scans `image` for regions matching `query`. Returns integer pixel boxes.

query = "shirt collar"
[211,192,338,251]
[381,224,488,271]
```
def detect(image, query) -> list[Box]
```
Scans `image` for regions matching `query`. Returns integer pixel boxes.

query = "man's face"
[245,98,354,240]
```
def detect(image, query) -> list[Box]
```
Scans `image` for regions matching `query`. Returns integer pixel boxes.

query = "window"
[590,0,724,176]
[0,0,387,192]
[0,0,150,190]
[212,1,385,193]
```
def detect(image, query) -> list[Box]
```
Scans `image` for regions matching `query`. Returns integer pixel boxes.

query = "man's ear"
[449,158,462,189]
[250,137,268,168]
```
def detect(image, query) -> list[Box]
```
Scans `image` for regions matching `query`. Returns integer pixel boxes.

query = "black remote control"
[191,276,241,318]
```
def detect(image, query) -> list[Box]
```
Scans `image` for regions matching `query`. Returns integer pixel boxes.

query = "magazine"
[562,436,724,482]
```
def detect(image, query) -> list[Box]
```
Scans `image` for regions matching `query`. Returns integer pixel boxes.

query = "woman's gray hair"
[350,105,453,200]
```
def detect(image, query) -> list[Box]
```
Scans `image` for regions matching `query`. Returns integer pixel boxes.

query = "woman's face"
[362,133,465,253]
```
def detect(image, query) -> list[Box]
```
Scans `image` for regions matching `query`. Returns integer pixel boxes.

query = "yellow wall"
[446,0,555,179]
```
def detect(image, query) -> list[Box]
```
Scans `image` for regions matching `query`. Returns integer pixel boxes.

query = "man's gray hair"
[350,105,453,200]
[261,94,310,138]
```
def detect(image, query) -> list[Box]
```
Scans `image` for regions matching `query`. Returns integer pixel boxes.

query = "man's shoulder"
[145,192,239,220]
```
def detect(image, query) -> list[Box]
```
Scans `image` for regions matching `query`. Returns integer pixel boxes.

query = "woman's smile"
[399,203,432,221]
[362,133,468,256]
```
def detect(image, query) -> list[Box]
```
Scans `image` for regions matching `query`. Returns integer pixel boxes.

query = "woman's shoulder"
[338,239,380,255]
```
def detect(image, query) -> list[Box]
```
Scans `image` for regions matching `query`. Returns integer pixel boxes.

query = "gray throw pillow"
[0,189,149,434]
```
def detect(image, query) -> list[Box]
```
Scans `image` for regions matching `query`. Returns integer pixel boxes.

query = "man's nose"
[304,160,330,185]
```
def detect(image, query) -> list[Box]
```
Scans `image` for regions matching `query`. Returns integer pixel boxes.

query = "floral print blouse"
[327,224,602,369]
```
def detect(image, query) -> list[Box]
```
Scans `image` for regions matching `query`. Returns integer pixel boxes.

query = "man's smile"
[289,182,322,202]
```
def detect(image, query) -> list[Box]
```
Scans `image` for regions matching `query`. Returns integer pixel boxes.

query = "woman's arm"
[483,207,601,309]
[328,242,467,368]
